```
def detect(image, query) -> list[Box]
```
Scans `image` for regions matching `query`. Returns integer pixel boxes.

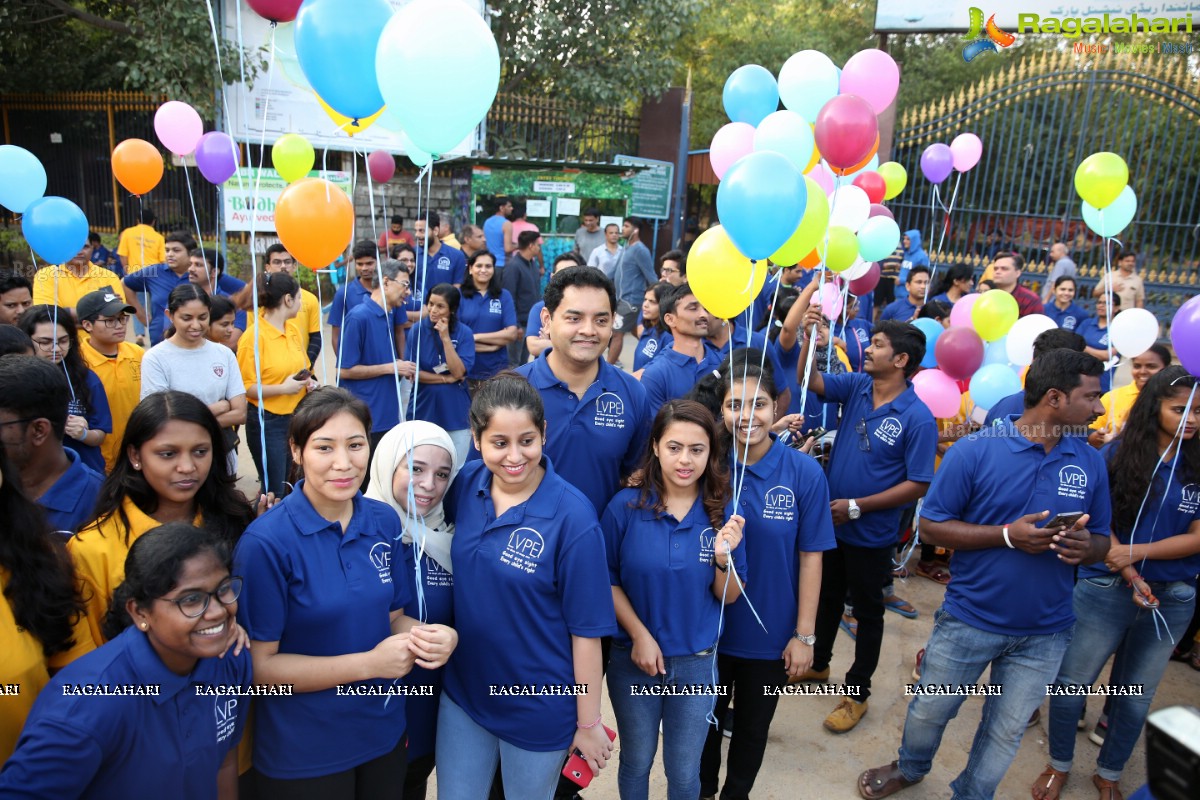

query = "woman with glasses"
[0,524,251,798]
[457,250,519,388]
[18,305,110,473]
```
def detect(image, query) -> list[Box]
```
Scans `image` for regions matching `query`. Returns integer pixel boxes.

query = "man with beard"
[640,283,722,412]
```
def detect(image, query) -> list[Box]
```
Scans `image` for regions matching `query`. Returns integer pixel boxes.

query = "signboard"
[614,155,674,220]
[874,1,1198,33]
[222,168,353,232]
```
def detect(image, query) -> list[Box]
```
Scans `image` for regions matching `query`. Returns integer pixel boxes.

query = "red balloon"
[367,150,396,184]
[248,0,303,23]
[848,262,880,296]
[934,326,985,381]
[853,171,887,204]
[814,94,878,170]
[868,203,894,220]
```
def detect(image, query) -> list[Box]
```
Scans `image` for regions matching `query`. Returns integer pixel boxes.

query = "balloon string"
[202,0,244,193]
[797,165,841,407]
[336,149,358,388]
[408,161,434,424]
[41,250,77,405]
[181,165,209,290]
[314,268,332,384]
[363,148,406,423]
[925,172,964,305]
[728,274,769,511]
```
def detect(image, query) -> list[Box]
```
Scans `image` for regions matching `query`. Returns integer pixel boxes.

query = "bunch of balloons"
[1075,152,1136,237]
[919,133,983,185]
[146,100,242,188]
[1,145,89,264]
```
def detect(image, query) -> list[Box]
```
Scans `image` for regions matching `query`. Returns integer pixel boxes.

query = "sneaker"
[1077,706,1087,730]
[721,706,734,739]
[789,665,830,684]
[912,648,925,682]
[823,698,868,733]
[1089,714,1108,746]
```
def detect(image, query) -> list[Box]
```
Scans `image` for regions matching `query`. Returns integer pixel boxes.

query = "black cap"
[76,289,136,321]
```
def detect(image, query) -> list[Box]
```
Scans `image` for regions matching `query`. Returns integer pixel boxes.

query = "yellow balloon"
[687,225,767,319]
[804,140,821,174]
[1074,152,1128,210]
[317,96,385,137]
[770,178,829,266]
[971,290,1019,341]
[877,161,907,200]
[271,133,315,183]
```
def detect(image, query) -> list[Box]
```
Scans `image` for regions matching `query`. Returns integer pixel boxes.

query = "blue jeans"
[897,608,1072,800]
[434,695,568,800]
[607,645,716,800]
[1048,575,1196,781]
[245,405,292,497]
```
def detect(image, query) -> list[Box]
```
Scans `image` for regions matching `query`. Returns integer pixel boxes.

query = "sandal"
[892,565,909,579]
[1092,774,1123,800]
[884,595,919,619]
[915,560,952,585]
[858,761,921,799]
[840,613,859,640]
[1188,646,1200,672]
[1031,765,1069,800]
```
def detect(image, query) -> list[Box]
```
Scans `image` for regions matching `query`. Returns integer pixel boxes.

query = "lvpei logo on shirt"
[488,298,503,315]
[763,486,796,522]
[502,527,545,574]
[594,392,627,430]
[699,527,716,565]
[874,417,904,447]
[1180,484,1199,515]
[1058,465,1089,501]
[214,697,238,744]
[369,542,393,585]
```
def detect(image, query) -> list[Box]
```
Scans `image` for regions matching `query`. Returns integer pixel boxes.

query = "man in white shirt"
[586,223,624,279]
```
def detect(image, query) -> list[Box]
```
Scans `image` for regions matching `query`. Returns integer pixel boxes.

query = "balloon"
[316,95,385,136]
[913,369,962,418]
[275,178,354,268]
[716,151,807,260]
[830,135,879,176]
[377,0,501,155]
[0,145,47,214]
[829,185,870,232]
[778,50,839,121]
[110,139,163,196]
[983,336,1011,367]
[271,133,315,183]
[1171,295,1200,377]
[950,133,983,172]
[769,177,829,266]
[970,363,1023,410]
[971,290,1019,341]
[935,327,985,380]
[840,49,900,114]
[1074,152,1129,209]
[877,161,907,200]
[868,203,894,220]
[808,162,835,196]
[721,64,779,126]
[817,226,859,273]
[1109,308,1159,358]
[799,248,821,269]
[295,0,391,121]
[819,282,844,320]
[398,131,431,168]
[1004,313,1058,366]
[856,216,901,262]
[21,196,88,265]
[920,143,954,184]
[367,150,396,184]
[844,258,872,281]
[153,101,203,157]
[687,226,767,319]
[912,318,944,368]
[710,122,756,181]
[753,111,815,174]
[194,132,240,185]
[248,0,303,22]
[813,94,878,170]
[849,262,881,296]
[852,171,886,204]
[1082,185,1138,238]
[950,292,982,329]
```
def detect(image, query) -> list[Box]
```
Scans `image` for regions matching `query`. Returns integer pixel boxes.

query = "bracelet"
[1002,525,1014,549]
[577,715,601,730]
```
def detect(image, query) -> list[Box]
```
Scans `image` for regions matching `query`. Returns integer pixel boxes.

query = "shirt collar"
[119,496,202,533]
[470,456,566,520]
[735,435,786,478]
[40,449,91,512]
[122,626,193,704]
[637,491,705,525]
[282,481,372,540]
[526,354,621,394]
[992,415,1082,457]
[857,376,920,414]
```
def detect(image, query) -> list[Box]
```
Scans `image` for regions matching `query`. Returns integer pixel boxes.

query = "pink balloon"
[248,0,303,22]
[839,49,900,114]
[153,101,204,157]
[809,162,835,196]
[868,203,893,220]
[950,293,982,329]
[194,132,240,185]
[367,150,396,184]
[710,122,756,181]
[814,94,878,170]
[950,133,983,172]
[912,369,963,418]
[934,326,985,381]
[848,262,880,296]
[819,281,844,320]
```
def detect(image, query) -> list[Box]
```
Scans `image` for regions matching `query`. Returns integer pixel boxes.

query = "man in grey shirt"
[574,206,606,262]
[1041,242,1077,302]
[502,230,543,366]
[587,223,624,280]
[609,217,657,365]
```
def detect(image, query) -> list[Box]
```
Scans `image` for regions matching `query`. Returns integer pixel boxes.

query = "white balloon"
[843,257,872,280]
[828,185,870,232]
[1109,308,1159,358]
[1005,314,1058,366]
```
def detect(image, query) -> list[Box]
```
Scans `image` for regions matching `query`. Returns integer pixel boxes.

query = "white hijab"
[365,421,461,573]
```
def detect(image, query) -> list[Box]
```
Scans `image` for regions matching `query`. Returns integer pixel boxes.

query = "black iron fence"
[485,93,640,163]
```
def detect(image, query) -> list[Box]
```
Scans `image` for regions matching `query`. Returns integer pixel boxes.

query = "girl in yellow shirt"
[1088,343,1171,448]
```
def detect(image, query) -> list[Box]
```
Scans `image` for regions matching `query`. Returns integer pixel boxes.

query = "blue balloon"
[716,151,807,260]
[969,363,1022,410]
[722,65,779,127]
[0,145,47,214]
[295,0,392,121]
[913,318,943,368]
[983,337,1009,366]
[21,196,88,265]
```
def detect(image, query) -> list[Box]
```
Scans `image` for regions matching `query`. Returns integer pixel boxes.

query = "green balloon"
[770,177,828,266]
[818,225,859,273]
[271,134,315,184]
[877,161,907,200]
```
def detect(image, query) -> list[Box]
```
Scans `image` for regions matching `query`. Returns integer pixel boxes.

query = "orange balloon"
[799,248,821,268]
[831,133,880,176]
[112,138,164,196]
[275,178,354,268]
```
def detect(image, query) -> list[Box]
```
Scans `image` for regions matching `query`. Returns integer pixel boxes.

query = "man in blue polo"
[414,212,466,294]
[856,349,1110,800]
[640,283,722,413]
[984,328,1086,425]
[517,266,651,517]
[329,239,380,354]
[880,266,929,323]
[188,247,247,350]
[796,314,938,734]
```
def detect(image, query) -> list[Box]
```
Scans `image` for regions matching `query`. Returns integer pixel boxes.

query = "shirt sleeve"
[0,713,106,797]
[306,295,322,334]
[339,312,368,369]
[621,381,652,477]
[450,251,466,285]
[139,351,170,398]
[524,303,543,338]
[329,286,346,328]
[404,324,419,363]
[223,349,246,399]
[903,414,938,483]
[232,529,290,643]
[557,519,618,638]
[640,365,669,415]
[599,500,626,586]
[797,460,837,552]
[919,442,976,523]
[633,246,656,286]
[1084,452,1113,536]
[122,271,149,292]
[819,371,858,403]
[454,323,476,374]
[500,290,518,328]
[84,371,112,434]
[116,230,131,258]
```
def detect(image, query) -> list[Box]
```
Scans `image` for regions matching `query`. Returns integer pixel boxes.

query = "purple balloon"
[1172,295,1200,377]
[195,132,240,185]
[935,326,985,381]
[867,203,893,220]
[920,143,954,185]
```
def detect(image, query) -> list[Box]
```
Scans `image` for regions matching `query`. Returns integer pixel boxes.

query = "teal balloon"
[857,216,901,262]
[723,65,779,127]
[753,110,814,174]
[983,337,1010,367]
[778,50,839,121]
[1082,185,1137,237]
[913,318,944,368]
[377,0,500,155]
[295,0,391,120]
[21,196,88,264]
[970,363,1022,410]
[0,145,47,214]
[716,151,807,260]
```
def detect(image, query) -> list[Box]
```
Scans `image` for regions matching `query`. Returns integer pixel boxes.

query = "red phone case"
[561,724,617,788]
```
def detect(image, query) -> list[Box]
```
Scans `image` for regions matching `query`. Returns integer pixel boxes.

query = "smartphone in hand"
[1043,511,1084,529]
[562,725,617,789]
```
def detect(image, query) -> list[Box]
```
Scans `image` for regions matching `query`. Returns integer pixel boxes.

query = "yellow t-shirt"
[1091,381,1140,434]
[290,289,322,362]
[31,265,123,311]
[238,316,309,415]
[116,224,166,273]
[79,339,144,472]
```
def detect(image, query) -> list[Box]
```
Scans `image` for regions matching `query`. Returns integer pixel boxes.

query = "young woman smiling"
[406,283,475,463]
[457,250,519,387]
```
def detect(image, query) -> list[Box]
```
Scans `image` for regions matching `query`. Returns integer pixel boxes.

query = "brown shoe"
[858,761,921,798]
[824,698,868,733]
[1092,774,1124,800]
[1031,764,1068,800]
[788,665,830,684]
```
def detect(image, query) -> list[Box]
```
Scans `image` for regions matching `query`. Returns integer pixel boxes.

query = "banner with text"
[222,168,353,232]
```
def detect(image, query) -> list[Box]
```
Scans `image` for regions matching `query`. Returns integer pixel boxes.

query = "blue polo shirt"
[922,417,1113,635]
[633,326,669,371]
[458,288,517,380]
[38,448,104,534]
[985,391,1026,426]
[821,373,938,548]
[340,297,404,432]
[0,626,250,799]
[880,297,919,322]
[603,490,745,657]
[64,370,112,474]
[1076,318,1113,392]
[443,458,615,751]
[125,267,243,345]
[405,317,475,432]
[721,438,836,659]
[399,543,454,760]
[516,354,652,516]
[640,341,723,413]
[414,245,466,294]
[774,340,842,431]
[1045,302,1088,332]
[233,486,414,779]
[329,278,372,331]
[835,319,873,372]
[524,300,546,340]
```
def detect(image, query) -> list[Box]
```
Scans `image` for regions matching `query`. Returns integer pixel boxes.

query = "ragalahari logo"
[963,7,1016,62]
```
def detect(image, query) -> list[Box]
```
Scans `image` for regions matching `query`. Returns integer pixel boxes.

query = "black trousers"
[698,654,787,800]
[813,542,893,701]
[251,734,407,800]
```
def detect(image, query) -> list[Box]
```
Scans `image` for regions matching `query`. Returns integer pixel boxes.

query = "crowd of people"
[0,204,1196,800]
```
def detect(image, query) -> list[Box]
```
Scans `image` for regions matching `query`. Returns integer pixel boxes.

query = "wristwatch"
[847,499,862,520]
[792,630,816,646]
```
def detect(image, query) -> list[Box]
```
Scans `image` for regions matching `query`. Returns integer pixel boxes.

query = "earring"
[140,622,148,630]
